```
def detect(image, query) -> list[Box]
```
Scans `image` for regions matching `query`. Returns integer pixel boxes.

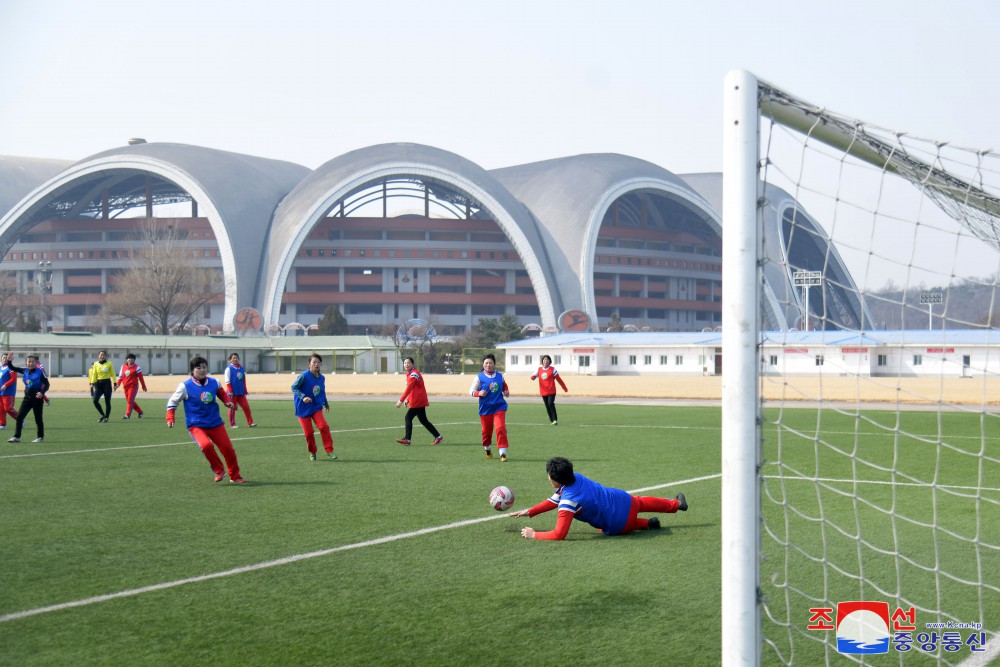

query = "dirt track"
[46,373,998,405]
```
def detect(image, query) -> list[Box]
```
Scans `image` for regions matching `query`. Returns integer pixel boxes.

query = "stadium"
[0,141,867,336]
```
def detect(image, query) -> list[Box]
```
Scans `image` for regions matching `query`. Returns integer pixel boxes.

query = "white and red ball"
[489,485,515,511]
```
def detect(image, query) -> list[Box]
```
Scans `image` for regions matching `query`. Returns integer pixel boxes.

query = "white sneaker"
[32,437,44,443]
[230,424,238,429]
[0,425,5,430]
[7,437,19,442]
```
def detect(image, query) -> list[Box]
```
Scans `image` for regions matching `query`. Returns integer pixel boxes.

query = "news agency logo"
[835,601,890,655]
[808,601,988,655]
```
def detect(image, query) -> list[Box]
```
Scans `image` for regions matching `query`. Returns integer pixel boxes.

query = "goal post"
[721,68,763,667]
[722,69,1000,666]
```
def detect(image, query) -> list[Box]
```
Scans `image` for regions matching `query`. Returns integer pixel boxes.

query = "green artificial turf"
[0,399,995,665]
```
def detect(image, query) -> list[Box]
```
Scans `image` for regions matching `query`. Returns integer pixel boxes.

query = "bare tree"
[104,221,221,334]
[0,272,21,331]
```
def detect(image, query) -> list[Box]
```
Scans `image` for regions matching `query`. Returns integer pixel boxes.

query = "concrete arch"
[578,178,722,327]
[0,143,309,331]
[263,143,560,330]
[494,154,724,331]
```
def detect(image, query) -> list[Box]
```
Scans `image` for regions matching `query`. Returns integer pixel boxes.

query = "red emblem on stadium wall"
[233,307,263,332]
[558,310,591,332]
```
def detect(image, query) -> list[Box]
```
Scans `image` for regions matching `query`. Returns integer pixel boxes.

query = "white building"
[501,330,1000,378]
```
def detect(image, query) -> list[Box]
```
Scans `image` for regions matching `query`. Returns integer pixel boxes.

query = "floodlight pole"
[919,292,942,331]
[793,271,823,331]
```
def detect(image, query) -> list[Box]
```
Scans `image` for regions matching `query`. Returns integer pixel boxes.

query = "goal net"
[721,70,1000,665]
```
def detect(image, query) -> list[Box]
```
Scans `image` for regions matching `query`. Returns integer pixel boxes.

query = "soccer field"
[0,399,995,665]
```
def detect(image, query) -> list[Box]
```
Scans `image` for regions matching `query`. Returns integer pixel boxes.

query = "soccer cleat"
[0,425,5,430]
[396,438,411,446]
[214,471,226,483]
[432,436,444,445]
[122,415,130,420]
[484,449,493,460]
[328,452,338,460]
[31,437,44,443]
[102,416,109,423]
[97,416,105,423]
[230,477,248,484]
[675,493,688,512]
[309,453,317,461]
[230,424,238,429]
[136,413,143,419]
[647,517,661,530]
[552,420,558,425]
[8,436,19,442]
[500,453,508,462]
[248,422,257,428]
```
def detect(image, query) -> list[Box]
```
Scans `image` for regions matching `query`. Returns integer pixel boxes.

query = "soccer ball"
[489,485,515,511]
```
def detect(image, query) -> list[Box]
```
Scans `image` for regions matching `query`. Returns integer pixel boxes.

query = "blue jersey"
[0,365,17,397]
[16,366,49,400]
[291,371,328,418]
[225,364,248,395]
[168,376,225,429]
[549,473,633,536]
[476,370,508,416]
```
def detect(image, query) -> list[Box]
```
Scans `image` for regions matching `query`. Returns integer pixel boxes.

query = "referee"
[89,350,118,423]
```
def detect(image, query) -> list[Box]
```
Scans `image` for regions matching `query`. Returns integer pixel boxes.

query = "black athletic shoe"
[675,493,688,512]
[97,416,105,423]
[647,517,661,530]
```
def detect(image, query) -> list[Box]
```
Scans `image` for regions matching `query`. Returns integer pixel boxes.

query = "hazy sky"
[3,1,999,288]
[4,0,998,172]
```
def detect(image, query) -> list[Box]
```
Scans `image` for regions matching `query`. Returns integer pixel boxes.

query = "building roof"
[263,142,561,329]
[0,155,72,225]
[493,154,721,323]
[0,143,311,328]
[501,329,1000,348]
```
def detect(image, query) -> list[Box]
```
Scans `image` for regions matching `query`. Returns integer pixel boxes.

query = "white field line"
[958,637,1000,667]
[0,472,721,624]
[0,422,477,460]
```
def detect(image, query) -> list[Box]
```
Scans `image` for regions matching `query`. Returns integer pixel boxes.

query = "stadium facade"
[0,142,870,336]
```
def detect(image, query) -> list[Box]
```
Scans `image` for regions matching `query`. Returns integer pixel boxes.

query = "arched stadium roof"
[263,142,562,329]
[492,153,722,326]
[0,143,310,328]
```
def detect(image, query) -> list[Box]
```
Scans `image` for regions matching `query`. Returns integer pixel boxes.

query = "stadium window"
[815,355,824,366]
[629,355,637,365]
[878,354,888,366]
[660,355,668,365]
[675,355,683,365]
[913,354,923,366]
[644,355,651,365]
[525,355,532,365]
[769,355,778,366]
[510,355,518,365]
[611,355,618,365]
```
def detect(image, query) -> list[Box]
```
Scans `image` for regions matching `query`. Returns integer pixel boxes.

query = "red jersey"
[118,361,148,392]
[399,368,429,408]
[533,365,567,396]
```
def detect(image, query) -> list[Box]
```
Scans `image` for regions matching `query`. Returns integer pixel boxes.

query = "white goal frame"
[721,68,1000,667]
[721,68,763,667]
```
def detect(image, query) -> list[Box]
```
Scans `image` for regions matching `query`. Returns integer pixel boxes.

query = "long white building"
[501,330,1000,378]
